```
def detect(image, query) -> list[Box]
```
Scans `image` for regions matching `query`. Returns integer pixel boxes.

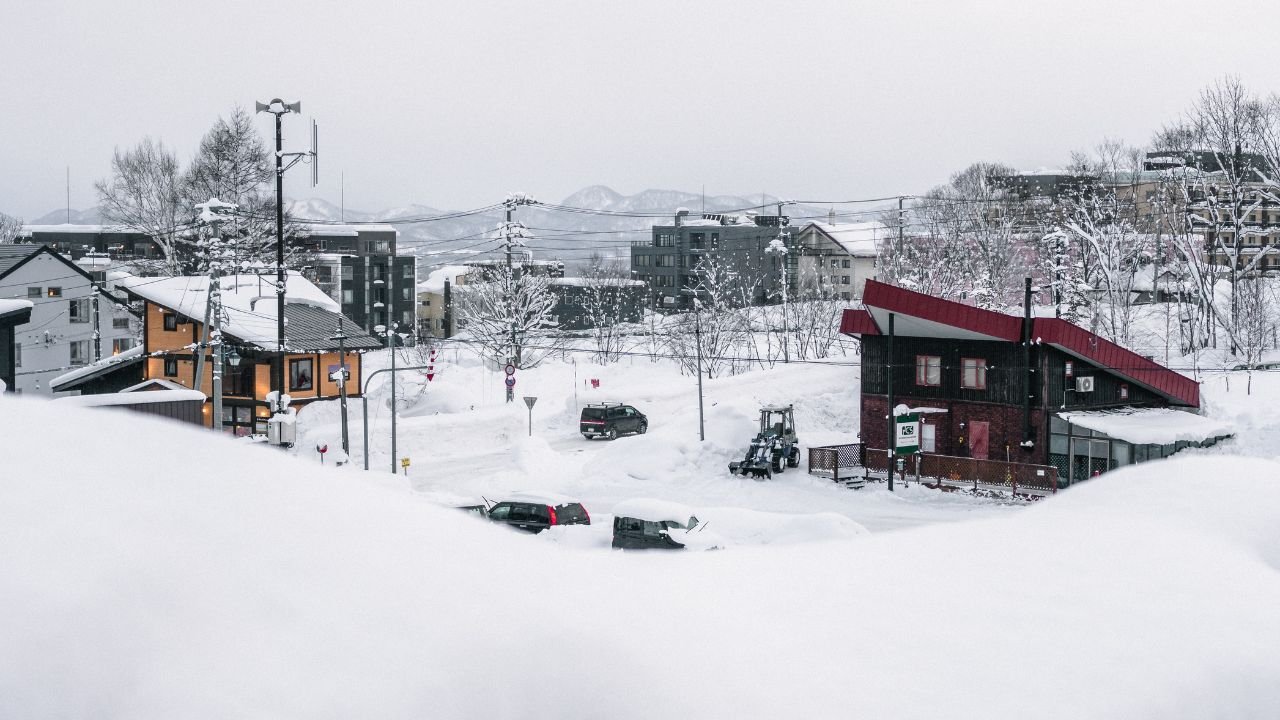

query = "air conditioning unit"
[1075,376,1095,393]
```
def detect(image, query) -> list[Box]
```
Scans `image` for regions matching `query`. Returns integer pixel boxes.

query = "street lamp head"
[226,347,242,367]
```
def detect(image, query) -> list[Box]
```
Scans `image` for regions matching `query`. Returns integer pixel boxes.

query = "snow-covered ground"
[295,346,1023,536]
[2,392,1279,718]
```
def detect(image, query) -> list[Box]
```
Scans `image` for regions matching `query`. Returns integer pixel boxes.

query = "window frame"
[289,357,314,392]
[915,355,942,387]
[27,287,41,298]
[47,286,62,298]
[960,357,988,390]
[164,357,179,376]
[69,298,90,323]
[163,313,178,331]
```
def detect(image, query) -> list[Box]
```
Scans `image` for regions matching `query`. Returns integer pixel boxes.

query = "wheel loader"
[729,405,800,479]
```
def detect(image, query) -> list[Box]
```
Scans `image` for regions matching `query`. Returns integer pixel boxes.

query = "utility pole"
[255,98,309,415]
[682,289,706,442]
[90,284,101,363]
[501,193,534,397]
[192,198,235,401]
[331,319,351,457]
[886,312,895,492]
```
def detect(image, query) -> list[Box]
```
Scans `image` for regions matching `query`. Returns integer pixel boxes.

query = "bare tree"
[96,138,186,274]
[0,213,22,244]
[578,253,631,364]
[453,249,560,369]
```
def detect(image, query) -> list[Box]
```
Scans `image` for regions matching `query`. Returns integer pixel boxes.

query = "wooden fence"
[809,444,1059,495]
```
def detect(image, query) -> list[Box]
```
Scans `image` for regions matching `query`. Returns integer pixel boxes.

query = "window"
[841,292,851,301]
[112,338,136,354]
[841,276,850,285]
[401,287,413,301]
[655,255,676,267]
[164,357,178,376]
[13,343,20,367]
[921,423,936,453]
[69,298,91,323]
[27,287,41,298]
[635,255,652,267]
[915,355,941,386]
[69,340,89,367]
[656,233,674,247]
[341,265,354,281]
[289,358,314,391]
[403,310,414,328]
[47,287,62,298]
[342,289,354,304]
[163,313,177,331]
[1119,384,1129,400]
[841,259,851,269]
[1064,361,1074,379]
[830,259,838,268]
[961,358,987,390]
[113,317,130,329]
[402,263,413,279]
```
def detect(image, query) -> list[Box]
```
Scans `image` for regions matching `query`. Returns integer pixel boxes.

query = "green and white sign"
[894,413,920,455]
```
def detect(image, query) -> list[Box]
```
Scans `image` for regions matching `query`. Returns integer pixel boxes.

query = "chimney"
[675,208,689,228]
[828,208,836,225]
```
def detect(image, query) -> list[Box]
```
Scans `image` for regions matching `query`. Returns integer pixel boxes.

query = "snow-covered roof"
[300,223,398,236]
[1057,408,1234,446]
[0,298,34,317]
[550,277,646,288]
[117,272,342,348]
[55,379,206,407]
[417,265,472,295]
[611,498,697,526]
[806,221,888,257]
[503,491,583,507]
[49,344,145,391]
[20,224,139,235]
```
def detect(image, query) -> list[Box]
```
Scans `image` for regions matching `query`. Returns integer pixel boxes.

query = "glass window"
[961,358,987,389]
[841,259,851,268]
[915,356,941,386]
[341,265,354,281]
[69,298,91,323]
[402,263,413,279]
[289,358,314,391]
[112,338,135,354]
[164,313,177,331]
[27,287,41,298]
[164,357,178,376]
[921,423,936,453]
[69,340,89,366]
[342,289,354,304]
[1064,361,1074,378]
[112,317,130,329]
[1119,384,1129,400]
[488,504,511,520]
[47,287,62,298]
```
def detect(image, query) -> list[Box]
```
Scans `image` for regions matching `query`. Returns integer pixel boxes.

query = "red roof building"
[841,280,1221,483]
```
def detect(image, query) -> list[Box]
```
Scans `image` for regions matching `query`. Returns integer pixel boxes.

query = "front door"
[969,421,990,460]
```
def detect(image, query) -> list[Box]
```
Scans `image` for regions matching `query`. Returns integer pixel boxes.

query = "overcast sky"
[6,0,1280,220]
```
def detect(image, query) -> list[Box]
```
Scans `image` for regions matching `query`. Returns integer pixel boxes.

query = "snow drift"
[1,397,1279,719]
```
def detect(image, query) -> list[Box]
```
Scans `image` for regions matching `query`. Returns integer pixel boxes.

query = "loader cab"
[760,405,796,441]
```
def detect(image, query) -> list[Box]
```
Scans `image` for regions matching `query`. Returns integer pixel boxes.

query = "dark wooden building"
[841,281,1227,483]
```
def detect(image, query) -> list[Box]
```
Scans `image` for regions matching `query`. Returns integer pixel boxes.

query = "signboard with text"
[894,413,920,455]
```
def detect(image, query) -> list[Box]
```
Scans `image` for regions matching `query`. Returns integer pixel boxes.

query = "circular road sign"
[505,376,516,388]
[504,363,516,376]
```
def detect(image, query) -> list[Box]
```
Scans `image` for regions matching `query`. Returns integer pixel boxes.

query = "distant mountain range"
[19,185,840,271]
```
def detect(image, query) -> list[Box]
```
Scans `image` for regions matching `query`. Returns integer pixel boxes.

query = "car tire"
[787,448,800,468]
[638,422,647,434]
[772,454,784,474]
[607,428,618,441]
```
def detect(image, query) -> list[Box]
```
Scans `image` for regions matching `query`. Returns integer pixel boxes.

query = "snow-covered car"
[487,492,591,534]
[611,498,723,550]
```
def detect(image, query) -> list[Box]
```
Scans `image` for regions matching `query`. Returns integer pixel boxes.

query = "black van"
[580,403,647,440]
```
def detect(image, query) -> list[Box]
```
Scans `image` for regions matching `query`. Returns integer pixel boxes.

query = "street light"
[681,288,705,442]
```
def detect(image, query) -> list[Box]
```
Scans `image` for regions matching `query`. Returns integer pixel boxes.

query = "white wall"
[0,252,138,395]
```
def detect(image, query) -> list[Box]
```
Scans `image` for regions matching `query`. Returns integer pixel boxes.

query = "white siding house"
[0,245,139,395]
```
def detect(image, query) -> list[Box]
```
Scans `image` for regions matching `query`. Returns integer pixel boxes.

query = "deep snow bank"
[2,398,1279,719]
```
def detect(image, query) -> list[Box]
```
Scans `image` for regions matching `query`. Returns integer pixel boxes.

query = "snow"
[48,344,144,390]
[549,277,646,288]
[0,298,33,315]
[54,382,205,407]
[1058,407,1235,445]
[2,395,1280,718]
[301,222,398,235]
[611,497,698,525]
[809,220,889,257]
[19,224,135,235]
[416,265,471,295]
[117,272,340,346]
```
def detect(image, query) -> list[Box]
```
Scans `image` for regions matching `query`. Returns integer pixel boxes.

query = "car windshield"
[582,408,607,420]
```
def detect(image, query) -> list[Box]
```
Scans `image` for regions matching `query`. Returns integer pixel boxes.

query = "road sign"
[400,457,410,468]
[327,364,350,382]
[523,396,537,409]
[504,363,516,376]
[894,413,920,455]
[505,376,516,388]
